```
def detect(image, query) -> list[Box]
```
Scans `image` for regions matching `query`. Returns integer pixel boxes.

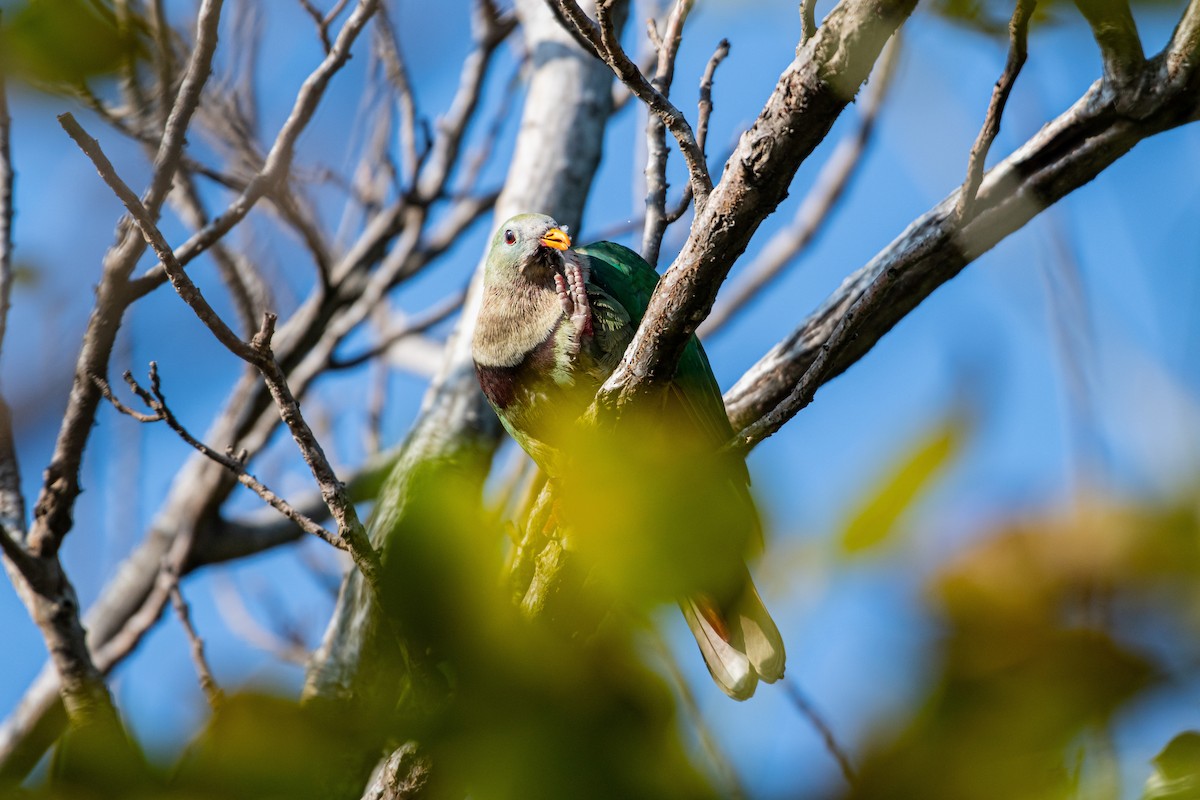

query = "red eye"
[504,229,516,245]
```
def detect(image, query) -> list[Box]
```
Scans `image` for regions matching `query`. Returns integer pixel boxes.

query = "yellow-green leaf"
[838,412,969,555]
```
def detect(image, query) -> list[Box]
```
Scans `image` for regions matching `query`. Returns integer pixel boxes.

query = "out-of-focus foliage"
[839,412,970,555]
[26,457,723,799]
[925,0,1174,37]
[1143,732,1200,800]
[842,494,1200,800]
[0,0,147,88]
[557,408,755,609]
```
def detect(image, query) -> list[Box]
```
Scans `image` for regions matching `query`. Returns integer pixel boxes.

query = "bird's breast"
[474,328,559,412]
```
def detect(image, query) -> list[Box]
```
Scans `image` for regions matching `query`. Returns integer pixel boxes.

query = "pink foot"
[554,261,593,355]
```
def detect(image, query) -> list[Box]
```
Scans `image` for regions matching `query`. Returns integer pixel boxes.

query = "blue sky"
[2,0,1199,796]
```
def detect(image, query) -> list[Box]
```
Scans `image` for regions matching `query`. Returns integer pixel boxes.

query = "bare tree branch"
[549,0,714,207]
[641,0,695,266]
[957,0,1036,221]
[129,0,381,295]
[702,35,899,336]
[783,679,856,785]
[169,583,223,708]
[97,365,350,553]
[596,0,914,411]
[801,0,818,43]
[329,291,464,370]
[1074,0,1144,93]
[1,25,511,752]
[62,112,380,584]
[28,0,225,561]
[724,47,1200,447]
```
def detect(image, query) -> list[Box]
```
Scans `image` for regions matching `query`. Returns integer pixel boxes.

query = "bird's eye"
[504,229,516,245]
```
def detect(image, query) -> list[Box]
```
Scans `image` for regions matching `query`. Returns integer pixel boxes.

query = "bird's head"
[485,213,571,286]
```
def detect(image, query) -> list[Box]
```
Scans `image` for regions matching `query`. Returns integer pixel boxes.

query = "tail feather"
[681,575,785,700]
[680,598,757,701]
[732,582,785,683]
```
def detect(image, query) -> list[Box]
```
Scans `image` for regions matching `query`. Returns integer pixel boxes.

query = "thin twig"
[550,0,714,207]
[168,582,224,708]
[375,4,425,191]
[27,0,227,560]
[801,0,818,43]
[641,0,696,267]
[694,38,727,177]
[128,0,381,295]
[329,290,464,370]
[212,572,311,664]
[0,55,14,361]
[597,40,731,242]
[957,0,1036,221]
[414,0,516,202]
[91,374,162,422]
[105,363,351,553]
[663,38,730,228]
[298,0,332,52]
[783,679,856,785]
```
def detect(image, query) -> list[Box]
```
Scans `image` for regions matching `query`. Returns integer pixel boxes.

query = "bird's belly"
[474,328,597,468]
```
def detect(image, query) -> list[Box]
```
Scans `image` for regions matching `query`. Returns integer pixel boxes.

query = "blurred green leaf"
[1,0,147,88]
[838,413,969,556]
[842,497,1192,800]
[1143,732,1200,800]
[556,407,755,608]
[361,458,720,800]
[926,0,1177,38]
[11,261,40,287]
[848,629,1152,800]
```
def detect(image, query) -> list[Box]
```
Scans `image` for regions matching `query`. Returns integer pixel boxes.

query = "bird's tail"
[680,574,785,701]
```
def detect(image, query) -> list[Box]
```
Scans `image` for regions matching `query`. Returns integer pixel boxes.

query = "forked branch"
[549,0,714,207]
[957,0,1036,221]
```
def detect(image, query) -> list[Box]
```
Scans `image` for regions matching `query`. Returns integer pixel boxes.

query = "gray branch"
[723,40,1200,446]
[596,0,914,410]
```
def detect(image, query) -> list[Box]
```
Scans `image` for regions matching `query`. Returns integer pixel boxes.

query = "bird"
[471,212,785,700]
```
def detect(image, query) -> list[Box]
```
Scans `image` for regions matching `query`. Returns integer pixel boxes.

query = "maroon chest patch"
[475,330,560,411]
[475,361,520,410]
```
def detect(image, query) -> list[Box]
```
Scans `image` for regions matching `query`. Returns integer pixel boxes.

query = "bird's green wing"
[576,242,740,455]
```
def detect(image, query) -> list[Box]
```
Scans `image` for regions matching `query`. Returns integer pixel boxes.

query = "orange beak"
[539,227,571,251]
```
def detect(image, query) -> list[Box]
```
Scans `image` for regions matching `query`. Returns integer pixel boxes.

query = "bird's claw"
[555,261,592,355]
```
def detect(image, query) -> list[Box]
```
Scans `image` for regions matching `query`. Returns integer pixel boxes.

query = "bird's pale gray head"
[485,213,571,285]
